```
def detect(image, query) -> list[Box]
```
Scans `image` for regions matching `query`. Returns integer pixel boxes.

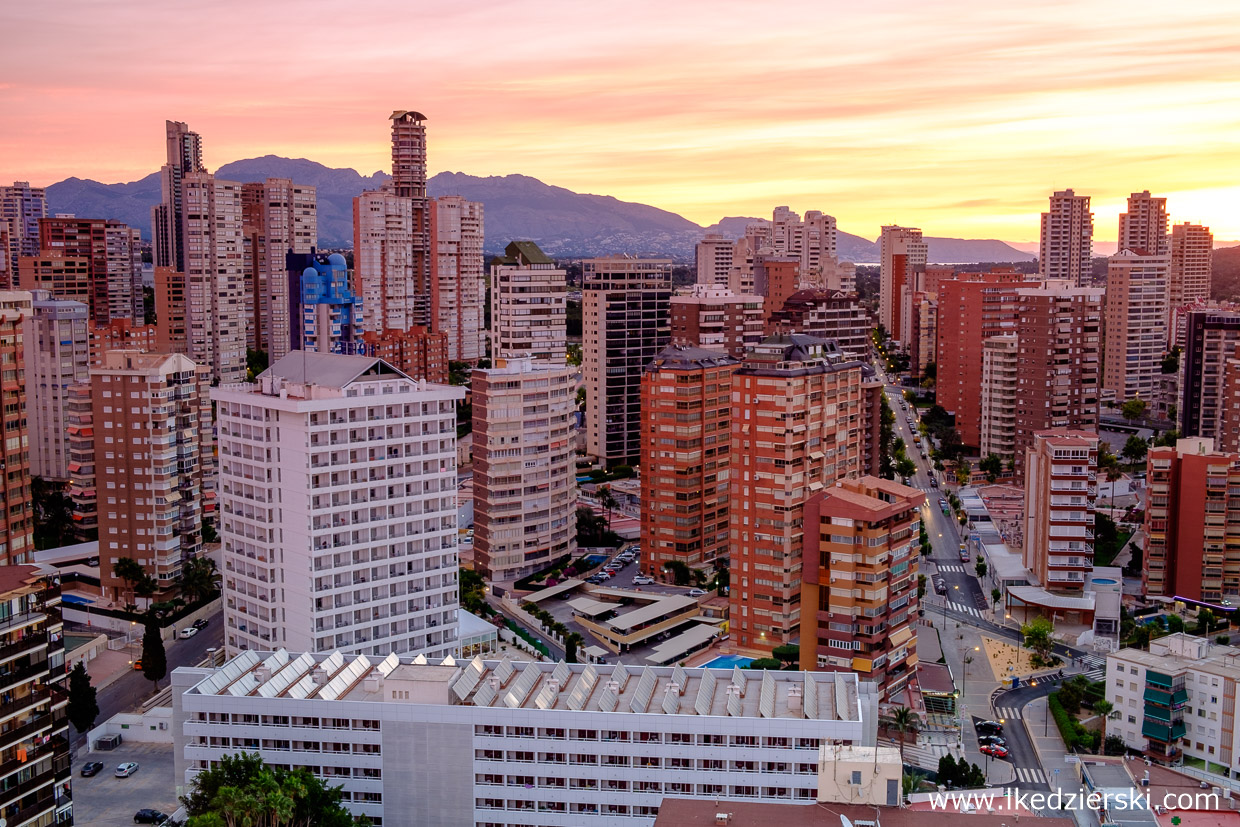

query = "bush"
[1049,691,1101,752]
[746,658,784,670]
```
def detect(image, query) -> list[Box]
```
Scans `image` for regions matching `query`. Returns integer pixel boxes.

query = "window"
[851,771,862,784]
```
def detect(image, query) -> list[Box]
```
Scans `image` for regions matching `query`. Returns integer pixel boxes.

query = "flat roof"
[184,650,863,722]
[608,595,699,631]
[1008,586,1095,611]
[568,597,616,618]
[524,578,585,603]
[646,623,721,665]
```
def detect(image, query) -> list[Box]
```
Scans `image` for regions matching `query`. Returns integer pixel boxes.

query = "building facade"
[669,285,763,359]
[695,233,733,286]
[0,292,34,565]
[1118,190,1169,256]
[431,196,485,363]
[1022,429,1098,594]
[0,182,47,266]
[66,383,96,540]
[640,345,739,574]
[1169,223,1213,313]
[172,651,876,827]
[980,333,1019,460]
[878,226,926,344]
[472,359,577,582]
[213,352,463,657]
[800,476,923,700]
[582,256,672,466]
[1143,438,1240,603]
[489,241,567,364]
[1181,311,1240,443]
[94,351,211,600]
[765,289,869,360]
[181,173,247,384]
[358,327,449,385]
[1039,189,1094,286]
[24,293,90,481]
[289,252,365,355]
[730,335,866,653]
[36,216,144,323]
[0,565,72,825]
[1103,250,1170,402]
[152,120,205,273]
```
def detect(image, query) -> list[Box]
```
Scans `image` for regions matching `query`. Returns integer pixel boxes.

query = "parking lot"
[74,743,179,827]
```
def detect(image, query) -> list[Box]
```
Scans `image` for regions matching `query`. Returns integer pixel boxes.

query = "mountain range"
[46,156,1037,262]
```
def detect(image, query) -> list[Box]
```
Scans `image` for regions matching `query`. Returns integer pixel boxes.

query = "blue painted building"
[286,251,364,355]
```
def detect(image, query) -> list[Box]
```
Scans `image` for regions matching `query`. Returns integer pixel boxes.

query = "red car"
[979,744,1009,759]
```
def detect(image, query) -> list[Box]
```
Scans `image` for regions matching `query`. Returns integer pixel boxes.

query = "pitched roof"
[261,351,409,389]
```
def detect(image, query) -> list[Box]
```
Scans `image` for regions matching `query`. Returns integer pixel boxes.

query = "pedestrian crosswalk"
[937,564,965,573]
[948,601,982,617]
[1015,767,1046,784]
[993,706,1021,721]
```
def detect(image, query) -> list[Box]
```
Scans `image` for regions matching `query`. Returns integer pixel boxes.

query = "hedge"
[1049,691,1101,752]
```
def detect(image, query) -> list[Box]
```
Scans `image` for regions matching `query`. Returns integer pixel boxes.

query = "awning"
[889,626,913,647]
[645,623,721,665]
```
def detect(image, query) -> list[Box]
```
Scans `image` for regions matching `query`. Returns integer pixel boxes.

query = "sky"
[3,0,1240,242]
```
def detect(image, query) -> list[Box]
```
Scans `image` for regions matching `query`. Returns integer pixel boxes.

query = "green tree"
[979,453,1003,483]
[1161,348,1180,375]
[663,560,692,586]
[565,632,583,663]
[991,587,1002,610]
[975,560,987,579]
[597,486,617,532]
[746,658,783,670]
[1196,609,1219,635]
[918,574,927,600]
[1104,734,1128,756]
[1093,699,1115,745]
[182,751,354,827]
[1121,397,1148,422]
[31,476,74,550]
[566,343,583,367]
[896,456,918,479]
[772,644,800,667]
[1166,614,1185,633]
[713,565,730,596]
[178,556,222,605]
[67,660,100,733]
[245,348,269,381]
[1021,616,1055,665]
[201,519,219,544]
[880,706,922,766]
[141,617,167,688]
[1122,435,1148,470]
[113,557,157,605]
[955,461,972,487]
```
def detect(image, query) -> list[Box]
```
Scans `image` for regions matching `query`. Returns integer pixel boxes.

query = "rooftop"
[261,351,409,389]
[646,344,740,372]
[655,799,1076,827]
[183,650,863,722]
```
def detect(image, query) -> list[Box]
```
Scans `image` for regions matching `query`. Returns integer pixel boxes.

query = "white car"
[179,626,198,639]
[633,575,655,585]
[687,588,707,597]
[115,762,140,777]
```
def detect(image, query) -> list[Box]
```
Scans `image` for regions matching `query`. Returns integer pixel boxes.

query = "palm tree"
[880,706,923,765]
[597,486,617,532]
[178,557,221,605]
[1093,699,1115,750]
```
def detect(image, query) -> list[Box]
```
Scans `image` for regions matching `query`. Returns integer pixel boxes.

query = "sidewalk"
[935,615,1017,785]
[1025,695,1094,827]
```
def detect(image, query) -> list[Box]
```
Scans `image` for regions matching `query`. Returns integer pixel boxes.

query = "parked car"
[132,659,143,671]
[934,578,947,595]
[979,744,1009,759]
[978,735,1007,747]
[192,618,209,630]
[134,809,168,824]
[959,546,969,562]
[80,761,104,777]
[976,720,1004,735]
[180,626,199,639]
[930,477,939,488]
[586,575,604,584]
[687,589,707,597]
[115,762,140,777]
[633,575,655,585]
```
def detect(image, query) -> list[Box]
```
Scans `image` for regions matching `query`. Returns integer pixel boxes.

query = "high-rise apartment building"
[1143,438,1240,603]
[753,254,800,332]
[1039,189,1093,286]
[1169,223,1214,315]
[0,293,35,566]
[669,285,763,358]
[66,383,96,540]
[430,196,485,362]
[800,476,923,700]
[472,358,577,582]
[213,351,463,656]
[1181,311,1240,443]
[358,326,450,384]
[1118,190,1169,256]
[0,181,47,264]
[879,226,926,343]
[24,293,90,481]
[154,266,188,355]
[934,270,1025,448]
[769,207,840,286]
[1219,347,1240,454]
[240,178,318,360]
[724,223,772,295]
[489,241,568,363]
[980,334,1019,460]
[36,216,143,322]
[1103,249,1170,402]
[1010,280,1103,465]
[90,319,160,366]
[640,345,739,574]
[582,256,672,466]
[152,120,205,273]
[284,252,365,355]
[353,188,415,334]
[695,232,733,286]
[17,253,90,305]
[1022,429,1098,594]
[0,225,11,289]
[765,289,869,359]
[730,334,866,653]
[0,565,72,825]
[181,173,247,383]
[94,350,211,600]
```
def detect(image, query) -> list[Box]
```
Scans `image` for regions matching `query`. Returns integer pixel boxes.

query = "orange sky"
[3,0,1239,241]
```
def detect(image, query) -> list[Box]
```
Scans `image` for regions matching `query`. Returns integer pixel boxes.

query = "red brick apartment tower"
[1144,438,1240,603]
[1022,429,1097,594]
[753,255,800,333]
[730,334,866,653]
[0,292,34,564]
[800,476,923,700]
[669,285,764,359]
[934,269,1025,448]
[640,345,739,575]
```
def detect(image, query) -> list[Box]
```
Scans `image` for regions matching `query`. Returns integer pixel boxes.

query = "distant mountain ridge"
[47,156,1033,262]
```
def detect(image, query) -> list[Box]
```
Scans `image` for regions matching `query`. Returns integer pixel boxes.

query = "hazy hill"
[1212,245,1240,300]
[47,156,1032,261]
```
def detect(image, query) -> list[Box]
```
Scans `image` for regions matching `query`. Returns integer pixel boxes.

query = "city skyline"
[2,1,1239,241]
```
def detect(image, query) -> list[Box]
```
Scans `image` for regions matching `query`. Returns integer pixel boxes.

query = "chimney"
[787,684,803,713]
[312,666,330,686]
[363,671,382,693]
[253,666,272,683]
[715,815,731,826]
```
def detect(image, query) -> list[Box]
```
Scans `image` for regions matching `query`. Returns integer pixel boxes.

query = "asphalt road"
[71,615,224,753]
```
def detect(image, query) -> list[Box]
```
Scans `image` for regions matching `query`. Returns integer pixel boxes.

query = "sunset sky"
[3,0,1239,241]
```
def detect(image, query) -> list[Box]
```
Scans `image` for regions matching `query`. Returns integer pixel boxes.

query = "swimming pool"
[61,594,95,606]
[702,655,753,669]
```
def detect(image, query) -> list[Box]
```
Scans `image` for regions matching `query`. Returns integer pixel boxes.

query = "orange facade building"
[800,476,923,700]
[640,345,739,574]
[358,326,449,384]
[729,334,866,653]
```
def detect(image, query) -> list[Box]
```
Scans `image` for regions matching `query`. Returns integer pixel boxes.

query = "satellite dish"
[841,815,855,827]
